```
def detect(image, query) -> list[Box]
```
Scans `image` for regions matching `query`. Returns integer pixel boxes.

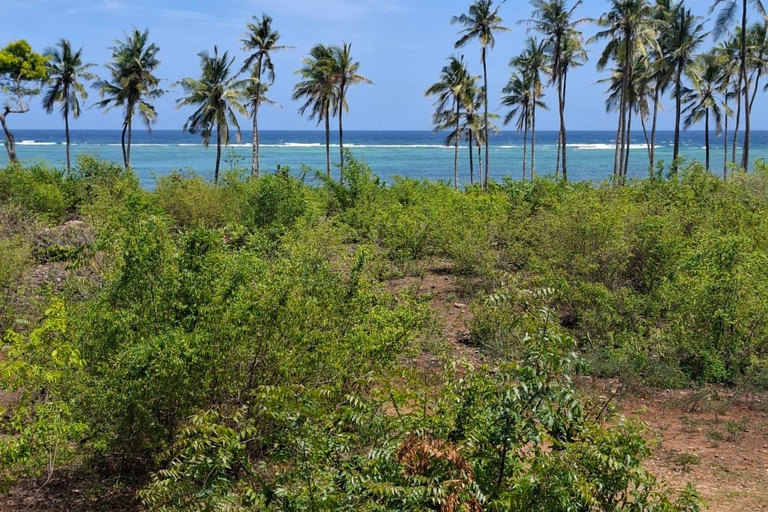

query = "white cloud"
[243,0,408,23]
[95,1,129,14]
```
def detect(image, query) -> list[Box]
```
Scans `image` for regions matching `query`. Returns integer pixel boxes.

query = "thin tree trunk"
[741,0,750,171]
[673,64,683,164]
[126,116,133,169]
[454,99,460,190]
[705,108,710,171]
[651,87,660,169]
[252,54,263,178]
[0,110,18,163]
[253,102,260,177]
[482,46,490,189]
[531,100,537,182]
[641,113,651,172]
[522,122,528,181]
[339,77,347,177]
[733,79,741,165]
[64,101,71,171]
[555,130,561,179]
[120,119,128,169]
[468,129,474,185]
[477,139,482,182]
[562,69,569,182]
[624,109,632,178]
[324,108,331,177]
[215,127,222,184]
[724,94,729,179]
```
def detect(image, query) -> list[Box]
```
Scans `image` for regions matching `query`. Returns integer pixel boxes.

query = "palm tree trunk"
[733,80,741,165]
[0,110,18,163]
[482,46,490,189]
[126,116,133,169]
[215,127,222,184]
[468,129,475,185]
[339,81,346,175]
[741,0,750,171]
[555,130,561,179]
[252,55,263,178]
[641,114,651,172]
[651,87,660,169]
[324,109,331,178]
[523,122,528,181]
[477,139,482,181]
[64,106,71,171]
[724,94,729,179]
[624,109,632,177]
[253,102,260,178]
[562,69,569,182]
[615,104,624,179]
[705,108,710,171]
[454,99,460,190]
[120,119,128,169]
[531,99,537,182]
[673,63,683,164]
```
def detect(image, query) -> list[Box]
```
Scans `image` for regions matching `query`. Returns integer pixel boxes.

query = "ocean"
[2,129,767,189]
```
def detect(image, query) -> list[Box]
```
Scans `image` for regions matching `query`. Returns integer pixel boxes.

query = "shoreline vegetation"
[2,0,768,184]
[4,151,768,510]
[3,0,768,510]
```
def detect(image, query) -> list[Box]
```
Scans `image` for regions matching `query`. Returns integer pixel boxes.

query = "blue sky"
[2,0,766,131]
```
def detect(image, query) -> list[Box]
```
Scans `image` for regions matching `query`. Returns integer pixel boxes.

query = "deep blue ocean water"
[3,129,767,188]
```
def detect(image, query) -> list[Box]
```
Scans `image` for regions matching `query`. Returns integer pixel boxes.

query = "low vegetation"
[7,153,768,510]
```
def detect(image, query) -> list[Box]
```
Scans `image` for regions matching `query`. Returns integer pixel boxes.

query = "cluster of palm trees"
[33,16,371,184]
[429,0,767,186]
[12,0,768,186]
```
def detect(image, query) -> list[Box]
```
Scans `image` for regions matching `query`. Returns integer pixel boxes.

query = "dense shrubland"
[6,153,768,510]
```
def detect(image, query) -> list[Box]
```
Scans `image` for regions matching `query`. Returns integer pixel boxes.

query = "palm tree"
[510,38,549,180]
[332,43,372,172]
[592,0,657,180]
[42,39,96,171]
[176,47,248,184]
[453,0,511,188]
[746,23,768,120]
[93,28,164,170]
[714,40,739,176]
[526,0,588,181]
[293,44,336,177]
[241,14,291,178]
[462,84,499,185]
[502,72,536,180]
[667,3,707,164]
[426,55,473,189]
[683,52,726,171]
[711,0,767,171]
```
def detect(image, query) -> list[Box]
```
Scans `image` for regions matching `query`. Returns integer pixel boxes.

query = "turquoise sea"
[3,129,767,188]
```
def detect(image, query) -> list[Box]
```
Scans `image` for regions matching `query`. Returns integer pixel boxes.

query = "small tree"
[0,41,48,163]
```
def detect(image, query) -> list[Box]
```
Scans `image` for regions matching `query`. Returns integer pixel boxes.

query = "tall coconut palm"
[711,0,767,171]
[42,39,96,171]
[462,84,499,185]
[426,55,473,189]
[746,23,768,116]
[453,0,511,188]
[714,40,739,176]
[644,0,675,169]
[526,0,588,181]
[683,52,726,171]
[293,44,336,177]
[332,43,372,172]
[502,72,537,180]
[667,3,707,164]
[510,38,549,180]
[93,28,164,170]
[176,47,248,184]
[241,14,291,178]
[592,0,657,180]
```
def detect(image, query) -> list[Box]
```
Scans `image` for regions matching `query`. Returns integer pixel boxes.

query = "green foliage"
[0,40,49,85]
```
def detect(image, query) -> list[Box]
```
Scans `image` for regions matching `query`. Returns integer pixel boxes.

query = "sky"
[2,0,767,132]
